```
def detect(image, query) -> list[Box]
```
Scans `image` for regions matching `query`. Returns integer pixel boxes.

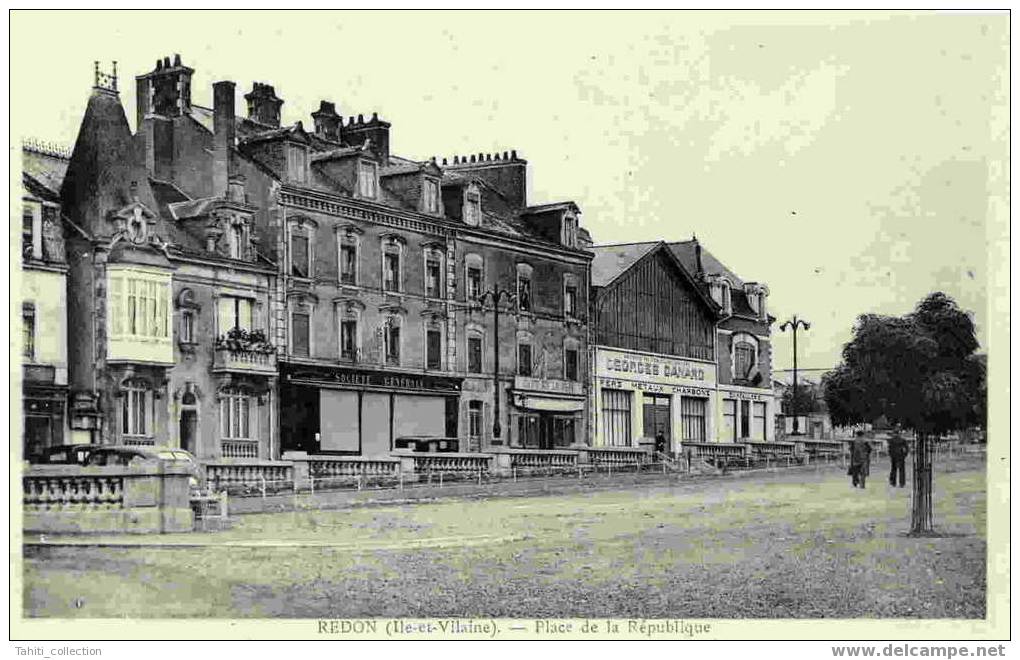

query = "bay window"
[107,267,173,363]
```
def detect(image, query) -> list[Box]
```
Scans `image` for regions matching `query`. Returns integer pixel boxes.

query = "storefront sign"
[513,376,584,397]
[284,364,461,393]
[719,389,768,401]
[595,347,717,387]
[598,377,712,398]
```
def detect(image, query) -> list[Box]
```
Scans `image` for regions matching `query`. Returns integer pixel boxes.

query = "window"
[740,400,751,439]
[518,342,532,377]
[22,304,35,360]
[122,380,154,437]
[467,266,482,300]
[292,312,310,357]
[721,285,732,315]
[358,161,378,198]
[22,206,35,259]
[722,399,737,442]
[553,418,575,447]
[423,178,440,213]
[562,215,577,248]
[220,388,253,440]
[340,319,358,360]
[518,275,534,314]
[517,414,540,448]
[383,252,400,292]
[425,256,442,298]
[467,336,483,373]
[753,402,767,441]
[340,243,357,284]
[426,328,442,370]
[108,273,171,340]
[291,233,309,278]
[601,389,632,447]
[464,191,481,226]
[287,145,308,184]
[385,320,401,365]
[565,347,579,381]
[733,334,758,380]
[180,310,195,343]
[468,401,484,440]
[217,296,254,334]
[229,224,245,260]
[564,285,577,317]
[681,397,707,442]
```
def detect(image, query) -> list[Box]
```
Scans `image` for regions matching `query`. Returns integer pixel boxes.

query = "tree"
[781,384,822,416]
[823,293,982,534]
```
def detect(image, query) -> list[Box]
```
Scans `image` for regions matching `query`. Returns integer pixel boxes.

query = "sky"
[11,10,1008,370]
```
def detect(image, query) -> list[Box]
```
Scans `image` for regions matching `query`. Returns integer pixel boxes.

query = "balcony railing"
[221,440,260,459]
[213,347,277,375]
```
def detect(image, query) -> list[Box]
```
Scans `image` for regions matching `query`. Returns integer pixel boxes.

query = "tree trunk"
[910,431,934,534]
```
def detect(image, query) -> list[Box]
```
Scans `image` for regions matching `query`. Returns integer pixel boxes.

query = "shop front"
[279,362,462,457]
[509,376,586,449]
[716,385,774,443]
[593,346,717,453]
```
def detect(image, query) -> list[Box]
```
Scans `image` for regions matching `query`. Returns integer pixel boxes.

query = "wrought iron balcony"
[213,329,277,375]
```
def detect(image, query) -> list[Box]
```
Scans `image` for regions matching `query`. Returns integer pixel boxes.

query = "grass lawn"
[22,457,986,619]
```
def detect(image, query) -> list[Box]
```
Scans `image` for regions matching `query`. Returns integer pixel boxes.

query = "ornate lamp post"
[477,284,517,438]
[779,315,811,435]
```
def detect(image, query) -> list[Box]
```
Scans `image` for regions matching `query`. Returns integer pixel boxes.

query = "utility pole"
[477,284,517,439]
[779,315,811,435]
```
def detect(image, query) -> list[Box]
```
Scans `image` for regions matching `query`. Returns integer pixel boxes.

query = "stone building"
[59,60,278,460]
[589,240,775,452]
[20,141,71,459]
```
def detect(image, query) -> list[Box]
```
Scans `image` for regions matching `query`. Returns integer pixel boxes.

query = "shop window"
[122,379,154,438]
[517,342,532,377]
[722,399,737,442]
[753,402,767,441]
[292,312,310,357]
[467,335,483,374]
[22,303,35,361]
[553,418,575,447]
[681,397,707,442]
[740,400,751,439]
[426,327,442,370]
[517,414,540,449]
[601,389,631,447]
[221,388,253,440]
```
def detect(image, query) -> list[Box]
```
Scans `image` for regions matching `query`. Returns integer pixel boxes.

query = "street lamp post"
[779,315,811,435]
[477,285,517,439]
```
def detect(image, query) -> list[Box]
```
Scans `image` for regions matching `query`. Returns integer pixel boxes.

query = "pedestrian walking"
[887,427,909,488]
[848,431,872,488]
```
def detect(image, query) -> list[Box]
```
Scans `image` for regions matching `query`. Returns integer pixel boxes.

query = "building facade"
[59,60,278,460]
[589,241,776,452]
[20,141,71,459]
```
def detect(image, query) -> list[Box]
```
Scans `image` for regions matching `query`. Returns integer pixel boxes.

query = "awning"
[512,393,585,413]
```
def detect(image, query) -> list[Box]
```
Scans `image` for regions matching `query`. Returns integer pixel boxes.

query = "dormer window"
[358,160,378,198]
[228,223,246,260]
[464,191,481,226]
[562,215,578,248]
[286,144,308,184]
[423,178,440,214]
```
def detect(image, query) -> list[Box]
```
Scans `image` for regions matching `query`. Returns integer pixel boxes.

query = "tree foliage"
[823,293,984,434]
[781,385,823,416]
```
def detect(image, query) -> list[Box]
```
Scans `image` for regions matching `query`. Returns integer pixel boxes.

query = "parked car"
[85,446,204,493]
[29,444,101,465]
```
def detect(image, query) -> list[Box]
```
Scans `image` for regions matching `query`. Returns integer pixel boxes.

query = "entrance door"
[179,410,197,454]
[642,393,671,452]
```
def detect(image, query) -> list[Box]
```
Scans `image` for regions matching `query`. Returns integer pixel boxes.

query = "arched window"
[337,226,362,286]
[380,235,405,293]
[465,323,485,374]
[122,378,155,438]
[423,246,445,299]
[229,223,246,260]
[464,253,484,301]
[289,217,316,279]
[220,387,253,440]
[732,333,759,381]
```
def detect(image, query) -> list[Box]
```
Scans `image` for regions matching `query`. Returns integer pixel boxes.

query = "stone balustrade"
[23,464,193,534]
[680,442,749,461]
[746,441,799,459]
[393,451,494,475]
[585,446,650,466]
[205,461,295,492]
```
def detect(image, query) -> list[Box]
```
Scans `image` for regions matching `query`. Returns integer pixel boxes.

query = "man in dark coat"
[887,428,909,488]
[848,431,872,488]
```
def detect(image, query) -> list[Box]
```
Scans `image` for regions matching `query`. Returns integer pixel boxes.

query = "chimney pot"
[173,53,181,66]
[503,151,509,159]
[156,59,162,70]
[371,111,378,121]
[357,114,364,124]
[470,155,476,163]
[511,150,517,159]
[442,158,448,165]
[163,56,171,68]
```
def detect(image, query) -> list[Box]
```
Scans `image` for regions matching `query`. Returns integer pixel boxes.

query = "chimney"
[244,82,284,128]
[213,80,236,198]
[135,54,193,124]
[694,236,704,276]
[311,100,342,142]
[343,112,390,164]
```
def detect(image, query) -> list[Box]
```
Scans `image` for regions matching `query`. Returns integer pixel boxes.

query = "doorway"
[642,393,671,452]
